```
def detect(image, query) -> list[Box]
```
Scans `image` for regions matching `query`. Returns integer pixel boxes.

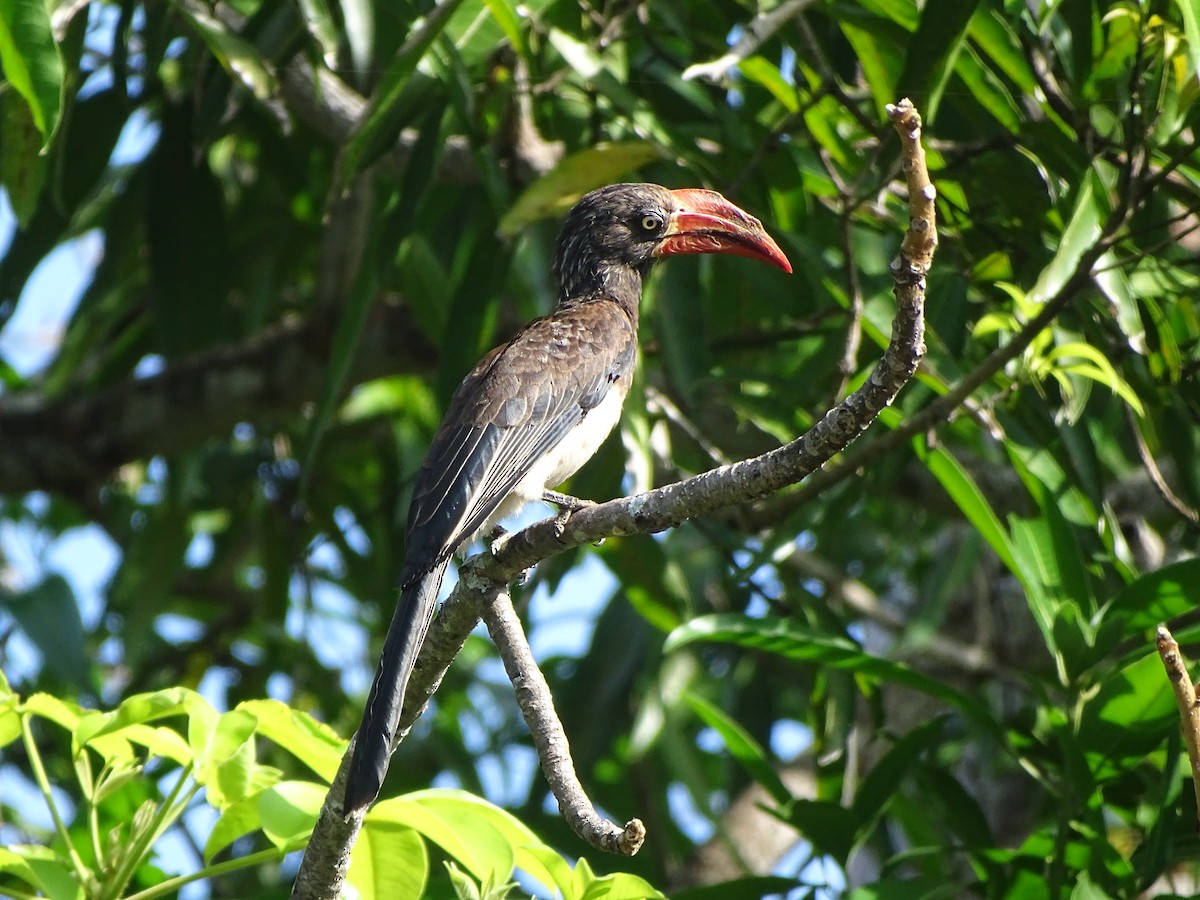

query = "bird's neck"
[557,260,645,324]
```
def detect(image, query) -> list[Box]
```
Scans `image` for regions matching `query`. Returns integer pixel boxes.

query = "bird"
[345,182,791,812]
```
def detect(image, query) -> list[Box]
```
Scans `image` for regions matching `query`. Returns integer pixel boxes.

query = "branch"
[292,566,487,899]
[276,31,559,183]
[290,753,362,900]
[293,98,935,898]
[0,299,436,495]
[479,584,645,855]
[1155,626,1200,824]
[682,0,818,82]
[738,124,1145,532]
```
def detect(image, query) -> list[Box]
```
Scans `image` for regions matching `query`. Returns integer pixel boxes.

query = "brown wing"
[399,300,635,585]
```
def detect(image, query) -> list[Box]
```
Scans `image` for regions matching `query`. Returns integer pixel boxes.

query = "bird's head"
[552,183,791,302]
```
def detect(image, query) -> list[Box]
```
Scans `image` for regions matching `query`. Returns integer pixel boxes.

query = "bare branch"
[682,0,817,82]
[290,754,363,900]
[480,583,645,855]
[1155,626,1200,824]
[0,299,435,495]
[1126,405,1199,523]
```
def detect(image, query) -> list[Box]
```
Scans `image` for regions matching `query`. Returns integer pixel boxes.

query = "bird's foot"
[489,525,534,584]
[542,490,596,540]
[542,489,595,512]
[488,523,511,554]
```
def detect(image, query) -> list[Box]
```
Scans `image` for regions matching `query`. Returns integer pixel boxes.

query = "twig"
[682,0,817,82]
[1155,626,1200,824]
[1125,405,1199,523]
[646,386,732,466]
[479,583,645,855]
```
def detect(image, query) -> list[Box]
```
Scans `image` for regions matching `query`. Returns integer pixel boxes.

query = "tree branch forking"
[293,98,936,898]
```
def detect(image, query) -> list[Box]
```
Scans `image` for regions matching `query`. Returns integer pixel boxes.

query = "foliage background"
[2,0,1200,897]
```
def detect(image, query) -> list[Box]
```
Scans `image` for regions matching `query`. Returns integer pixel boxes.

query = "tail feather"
[345,563,448,812]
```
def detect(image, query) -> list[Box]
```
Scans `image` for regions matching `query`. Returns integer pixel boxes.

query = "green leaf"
[851,718,948,838]
[969,10,1038,94]
[1007,472,1096,676]
[839,18,905,114]
[1078,651,1176,778]
[546,28,656,132]
[1107,559,1200,632]
[0,574,89,687]
[76,688,197,740]
[236,699,345,782]
[517,844,575,895]
[23,692,83,731]
[0,704,20,749]
[0,89,49,225]
[786,799,859,864]
[499,142,665,237]
[395,234,452,343]
[258,780,325,849]
[1045,341,1144,414]
[573,856,665,900]
[75,691,197,765]
[299,194,382,496]
[369,789,521,886]
[952,41,1022,132]
[915,442,1020,578]
[349,822,429,900]
[483,0,526,57]
[896,0,983,122]
[0,845,81,900]
[339,0,374,79]
[846,876,960,900]
[1029,171,1104,304]
[684,692,792,806]
[1176,0,1200,84]
[738,56,799,113]
[337,0,469,184]
[671,877,803,900]
[204,791,263,862]
[0,0,63,141]
[666,615,996,730]
[173,1,276,101]
[296,0,339,67]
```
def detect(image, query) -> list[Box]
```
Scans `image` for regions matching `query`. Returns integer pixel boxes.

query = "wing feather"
[400,302,635,584]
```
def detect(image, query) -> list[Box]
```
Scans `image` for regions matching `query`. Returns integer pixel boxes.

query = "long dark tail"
[345,562,448,812]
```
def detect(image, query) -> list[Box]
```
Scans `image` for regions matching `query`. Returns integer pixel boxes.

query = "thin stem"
[79,752,105,868]
[100,763,197,900]
[19,714,91,884]
[124,846,287,900]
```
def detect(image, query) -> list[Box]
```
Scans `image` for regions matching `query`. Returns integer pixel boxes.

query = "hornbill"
[346,183,791,812]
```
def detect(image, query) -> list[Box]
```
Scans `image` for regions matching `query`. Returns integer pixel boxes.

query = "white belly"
[490,386,626,525]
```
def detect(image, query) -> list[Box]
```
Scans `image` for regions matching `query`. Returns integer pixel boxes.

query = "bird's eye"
[639,214,664,233]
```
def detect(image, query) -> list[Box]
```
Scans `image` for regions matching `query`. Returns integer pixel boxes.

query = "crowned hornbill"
[346,183,791,812]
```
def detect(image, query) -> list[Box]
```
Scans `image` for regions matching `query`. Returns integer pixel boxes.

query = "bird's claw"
[489,525,533,583]
[489,524,511,556]
[542,490,596,541]
[552,508,572,541]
